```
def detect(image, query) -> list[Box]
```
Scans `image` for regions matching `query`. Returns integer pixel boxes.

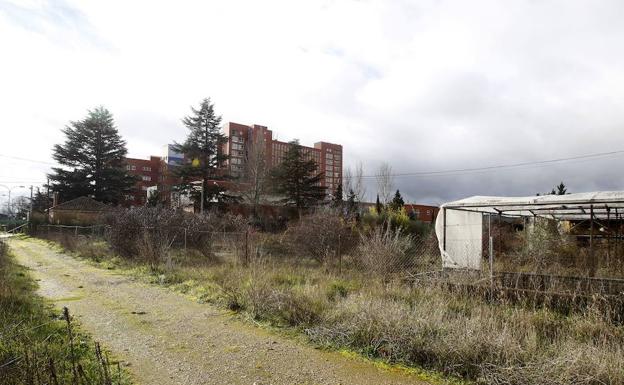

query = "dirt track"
[9,238,429,385]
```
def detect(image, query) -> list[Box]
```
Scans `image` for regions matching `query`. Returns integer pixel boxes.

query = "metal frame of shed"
[436,191,624,272]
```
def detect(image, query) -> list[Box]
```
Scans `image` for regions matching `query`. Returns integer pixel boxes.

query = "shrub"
[284,208,357,265]
[355,226,415,276]
[244,281,327,327]
[103,207,249,265]
[103,207,182,264]
[361,207,431,237]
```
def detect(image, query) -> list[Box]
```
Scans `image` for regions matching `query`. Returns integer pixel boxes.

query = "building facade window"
[142,175,151,181]
[142,166,151,171]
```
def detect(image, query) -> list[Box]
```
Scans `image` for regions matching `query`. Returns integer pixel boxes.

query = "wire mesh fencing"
[27,222,443,279]
[341,229,442,278]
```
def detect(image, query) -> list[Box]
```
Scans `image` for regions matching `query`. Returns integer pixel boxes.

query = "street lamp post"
[0,185,26,218]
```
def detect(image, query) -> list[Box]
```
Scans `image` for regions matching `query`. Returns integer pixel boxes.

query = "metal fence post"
[607,207,611,269]
[590,205,595,275]
[337,234,342,275]
[489,235,494,286]
[244,229,249,265]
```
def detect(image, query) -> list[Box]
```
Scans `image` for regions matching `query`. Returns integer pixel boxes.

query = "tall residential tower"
[222,122,343,192]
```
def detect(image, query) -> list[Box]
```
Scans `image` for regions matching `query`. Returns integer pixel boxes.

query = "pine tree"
[389,189,405,211]
[172,98,230,210]
[48,107,134,204]
[346,188,357,216]
[556,182,567,195]
[375,194,383,214]
[31,189,51,212]
[271,140,326,216]
[333,183,343,208]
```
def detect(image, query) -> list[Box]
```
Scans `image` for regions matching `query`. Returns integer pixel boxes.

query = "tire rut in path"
[9,238,429,385]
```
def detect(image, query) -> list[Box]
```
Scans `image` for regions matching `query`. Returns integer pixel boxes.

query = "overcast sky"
[1,0,624,205]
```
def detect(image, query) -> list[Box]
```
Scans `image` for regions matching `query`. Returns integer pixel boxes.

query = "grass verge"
[0,238,131,385]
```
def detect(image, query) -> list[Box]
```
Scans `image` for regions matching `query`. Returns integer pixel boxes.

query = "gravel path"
[9,238,430,385]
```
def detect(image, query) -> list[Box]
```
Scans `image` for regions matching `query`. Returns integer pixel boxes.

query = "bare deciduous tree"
[343,167,354,198]
[241,129,270,217]
[343,161,367,205]
[354,161,367,203]
[376,162,394,204]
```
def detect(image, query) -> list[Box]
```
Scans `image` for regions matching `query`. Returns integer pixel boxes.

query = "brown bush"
[354,226,417,276]
[284,209,357,265]
[102,207,248,265]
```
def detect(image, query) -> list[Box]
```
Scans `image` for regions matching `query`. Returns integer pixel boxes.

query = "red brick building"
[124,156,163,205]
[223,122,343,193]
[123,122,343,207]
[404,204,439,223]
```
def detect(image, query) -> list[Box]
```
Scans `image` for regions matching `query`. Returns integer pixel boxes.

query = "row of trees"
[536,182,569,196]
[47,99,330,213]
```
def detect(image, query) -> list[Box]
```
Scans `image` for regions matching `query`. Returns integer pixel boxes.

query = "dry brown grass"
[32,211,624,385]
[124,252,624,385]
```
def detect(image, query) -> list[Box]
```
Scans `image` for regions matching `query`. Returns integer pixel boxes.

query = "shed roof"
[49,196,111,212]
[442,191,624,220]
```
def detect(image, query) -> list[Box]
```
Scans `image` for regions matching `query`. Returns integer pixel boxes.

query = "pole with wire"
[28,185,33,223]
[0,184,25,218]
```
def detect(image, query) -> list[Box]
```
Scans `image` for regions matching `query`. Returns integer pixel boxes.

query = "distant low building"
[404,204,439,223]
[357,202,439,223]
[48,196,111,225]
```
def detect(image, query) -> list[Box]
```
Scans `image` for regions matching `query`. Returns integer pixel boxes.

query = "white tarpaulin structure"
[435,191,624,269]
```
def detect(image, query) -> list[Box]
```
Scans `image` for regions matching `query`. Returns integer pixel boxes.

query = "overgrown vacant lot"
[0,238,129,385]
[37,213,624,385]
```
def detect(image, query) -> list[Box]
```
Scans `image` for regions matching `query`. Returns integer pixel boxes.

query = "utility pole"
[46,178,50,209]
[28,185,33,222]
[200,181,204,214]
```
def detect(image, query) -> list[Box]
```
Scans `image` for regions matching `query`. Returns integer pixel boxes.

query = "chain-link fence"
[27,221,442,279]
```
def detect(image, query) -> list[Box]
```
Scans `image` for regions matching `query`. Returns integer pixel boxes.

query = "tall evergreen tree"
[375,194,383,214]
[48,107,134,204]
[555,182,567,195]
[31,189,51,212]
[346,188,358,216]
[172,98,230,210]
[332,183,343,208]
[389,189,405,211]
[271,140,326,216]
